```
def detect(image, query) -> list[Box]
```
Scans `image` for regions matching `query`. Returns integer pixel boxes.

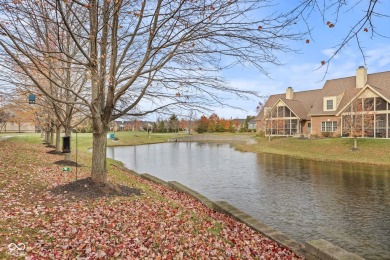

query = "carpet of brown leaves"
[0,139,302,259]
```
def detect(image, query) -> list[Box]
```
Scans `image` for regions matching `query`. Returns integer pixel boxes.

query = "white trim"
[337,84,390,116]
[265,99,301,120]
[323,96,337,111]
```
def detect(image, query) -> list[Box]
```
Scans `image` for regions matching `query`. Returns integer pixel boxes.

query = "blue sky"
[212,0,390,119]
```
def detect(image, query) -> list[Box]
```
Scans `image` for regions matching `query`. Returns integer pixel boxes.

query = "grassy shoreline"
[235,136,390,167]
[2,132,390,167]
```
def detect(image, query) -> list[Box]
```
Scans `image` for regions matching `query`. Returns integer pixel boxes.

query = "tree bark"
[50,127,54,146]
[353,137,358,150]
[55,124,61,152]
[46,130,51,144]
[91,124,108,183]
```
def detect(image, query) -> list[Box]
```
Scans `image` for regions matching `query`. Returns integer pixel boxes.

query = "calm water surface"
[107,142,390,259]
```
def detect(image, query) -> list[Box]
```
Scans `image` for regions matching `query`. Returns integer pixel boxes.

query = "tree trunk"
[46,130,51,144]
[91,128,108,183]
[353,137,358,150]
[55,125,61,152]
[50,127,54,146]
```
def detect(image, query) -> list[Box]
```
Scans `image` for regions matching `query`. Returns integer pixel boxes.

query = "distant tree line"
[196,114,254,133]
[153,115,180,133]
[47,112,256,134]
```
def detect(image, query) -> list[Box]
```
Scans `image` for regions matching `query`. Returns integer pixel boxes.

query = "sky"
[211,0,390,119]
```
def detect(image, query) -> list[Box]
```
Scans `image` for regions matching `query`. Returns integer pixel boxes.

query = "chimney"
[286,87,294,100]
[356,66,367,88]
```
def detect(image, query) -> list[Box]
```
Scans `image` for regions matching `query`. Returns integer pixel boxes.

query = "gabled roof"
[309,71,390,116]
[256,70,390,121]
[281,98,309,120]
[256,89,322,120]
[336,84,390,116]
[255,93,284,120]
[369,71,390,100]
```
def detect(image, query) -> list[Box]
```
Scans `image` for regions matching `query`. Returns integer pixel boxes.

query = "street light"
[74,128,79,181]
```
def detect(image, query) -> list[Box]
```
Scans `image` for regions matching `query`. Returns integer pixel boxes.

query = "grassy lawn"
[107,131,186,147]
[236,136,390,166]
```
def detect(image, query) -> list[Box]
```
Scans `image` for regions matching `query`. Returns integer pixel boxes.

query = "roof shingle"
[256,70,390,121]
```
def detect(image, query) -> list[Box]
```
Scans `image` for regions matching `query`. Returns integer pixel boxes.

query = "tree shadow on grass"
[53,159,82,167]
[50,177,142,199]
[47,150,63,155]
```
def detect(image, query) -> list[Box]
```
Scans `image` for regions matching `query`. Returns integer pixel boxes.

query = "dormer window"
[323,96,337,111]
[326,99,334,110]
[264,107,271,116]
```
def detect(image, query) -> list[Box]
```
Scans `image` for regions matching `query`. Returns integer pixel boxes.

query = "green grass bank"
[1,132,389,166]
[236,136,390,166]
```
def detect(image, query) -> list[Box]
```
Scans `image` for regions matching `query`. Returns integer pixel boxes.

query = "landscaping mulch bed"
[50,177,142,199]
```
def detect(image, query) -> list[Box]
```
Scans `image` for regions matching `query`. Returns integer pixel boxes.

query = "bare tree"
[0,0,307,184]
[0,109,11,132]
[341,94,379,150]
[287,0,389,70]
[0,0,89,149]
[186,109,196,134]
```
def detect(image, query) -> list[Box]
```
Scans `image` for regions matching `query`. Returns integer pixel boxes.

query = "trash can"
[62,136,71,153]
[108,133,115,139]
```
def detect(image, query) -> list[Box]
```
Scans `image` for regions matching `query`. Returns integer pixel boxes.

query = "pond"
[107,142,390,259]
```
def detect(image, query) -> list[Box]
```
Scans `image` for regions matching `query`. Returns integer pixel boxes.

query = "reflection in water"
[107,143,390,259]
[255,153,390,259]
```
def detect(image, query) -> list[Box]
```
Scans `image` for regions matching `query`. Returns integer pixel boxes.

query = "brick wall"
[311,116,341,137]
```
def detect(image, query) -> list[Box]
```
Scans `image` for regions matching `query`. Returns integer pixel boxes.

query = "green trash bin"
[109,133,115,139]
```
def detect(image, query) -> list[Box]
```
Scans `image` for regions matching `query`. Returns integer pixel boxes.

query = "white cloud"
[204,45,390,119]
[321,48,338,59]
[365,46,390,69]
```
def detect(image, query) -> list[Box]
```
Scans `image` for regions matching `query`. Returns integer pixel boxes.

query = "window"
[323,97,337,111]
[271,108,277,118]
[326,100,333,110]
[264,107,271,116]
[364,98,375,111]
[376,114,386,138]
[342,115,350,137]
[277,106,285,117]
[291,119,297,134]
[284,106,291,117]
[364,114,374,137]
[388,114,390,139]
[375,97,387,111]
[321,121,337,132]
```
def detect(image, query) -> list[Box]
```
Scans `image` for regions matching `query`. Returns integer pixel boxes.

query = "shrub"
[257,130,265,138]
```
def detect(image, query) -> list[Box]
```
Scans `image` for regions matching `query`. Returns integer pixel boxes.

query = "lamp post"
[74,129,78,181]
